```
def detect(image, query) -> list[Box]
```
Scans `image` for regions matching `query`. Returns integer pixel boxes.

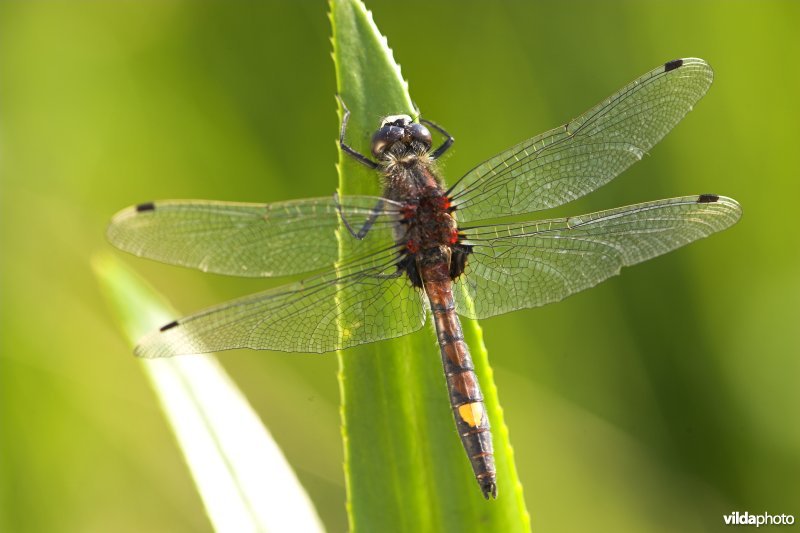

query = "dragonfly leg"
[420,118,454,160]
[334,192,384,240]
[337,95,379,169]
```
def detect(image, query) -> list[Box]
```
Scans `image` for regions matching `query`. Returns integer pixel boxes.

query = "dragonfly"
[108,58,741,499]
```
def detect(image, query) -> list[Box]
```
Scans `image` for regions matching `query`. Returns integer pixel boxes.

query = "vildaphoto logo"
[723,511,795,527]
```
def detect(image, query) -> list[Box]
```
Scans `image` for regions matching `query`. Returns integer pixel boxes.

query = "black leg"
[334,192,385,240]
[420,118,454,160]
[337,95,379,170]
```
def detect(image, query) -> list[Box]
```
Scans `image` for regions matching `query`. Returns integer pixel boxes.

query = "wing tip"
[110,202,156,225]
[696,194,743,225]
[131,320,182,358]
[663,57,713,82]
[697,193,741,208]
[697,193,719,203]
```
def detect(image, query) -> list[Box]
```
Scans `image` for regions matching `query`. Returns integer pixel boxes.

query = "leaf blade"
[93,253,326,533]
[330,1,530,530]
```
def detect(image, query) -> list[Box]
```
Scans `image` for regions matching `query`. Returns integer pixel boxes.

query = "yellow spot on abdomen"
[457,402,486,428]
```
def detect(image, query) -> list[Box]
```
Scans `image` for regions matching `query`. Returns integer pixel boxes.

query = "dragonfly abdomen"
[420,256,497,499]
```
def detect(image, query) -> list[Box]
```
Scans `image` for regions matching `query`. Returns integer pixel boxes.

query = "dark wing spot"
[697,194,720,203]
[160,320,179,332]
[136,202,156,212]
[664,59,684,72]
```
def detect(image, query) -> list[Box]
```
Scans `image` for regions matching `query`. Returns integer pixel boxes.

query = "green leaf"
[92,253,325,533]
[330,1,530,531]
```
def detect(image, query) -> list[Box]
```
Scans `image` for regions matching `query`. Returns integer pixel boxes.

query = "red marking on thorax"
[448,228,459,244]
[401,193,459,255]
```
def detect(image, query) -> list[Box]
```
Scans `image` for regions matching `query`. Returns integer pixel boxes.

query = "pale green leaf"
[92,253,325,533]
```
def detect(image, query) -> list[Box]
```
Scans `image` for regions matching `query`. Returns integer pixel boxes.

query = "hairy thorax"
[383,152,471,287]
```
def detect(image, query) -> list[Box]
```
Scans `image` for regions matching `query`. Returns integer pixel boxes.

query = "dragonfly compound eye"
[408,123,432,151]
[371,125,405,158]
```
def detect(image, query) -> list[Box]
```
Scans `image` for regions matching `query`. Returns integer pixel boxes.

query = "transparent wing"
[449,58,714,223]
[107,196,401,277]
[454,195,741,319]
[135,246,426,357]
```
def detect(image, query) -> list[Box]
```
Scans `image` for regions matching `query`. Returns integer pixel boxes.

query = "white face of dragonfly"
[380,114,413,128]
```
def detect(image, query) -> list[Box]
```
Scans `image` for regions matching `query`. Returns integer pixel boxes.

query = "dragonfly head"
[371,114,432,159]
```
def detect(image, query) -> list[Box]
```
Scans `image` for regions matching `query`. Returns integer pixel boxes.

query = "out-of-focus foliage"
[93,253,325,533]
[1,2,797,532]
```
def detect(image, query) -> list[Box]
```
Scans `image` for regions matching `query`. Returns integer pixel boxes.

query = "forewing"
[107,196,400,277]
[454,195,741,319]
[449,58,714,223]
[135,247,426,357]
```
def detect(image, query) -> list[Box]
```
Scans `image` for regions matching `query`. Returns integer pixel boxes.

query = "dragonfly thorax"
[403,195,458,251]
[397,193,472,288]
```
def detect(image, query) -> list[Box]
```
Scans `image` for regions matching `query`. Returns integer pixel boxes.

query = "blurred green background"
[1,1,798,532]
